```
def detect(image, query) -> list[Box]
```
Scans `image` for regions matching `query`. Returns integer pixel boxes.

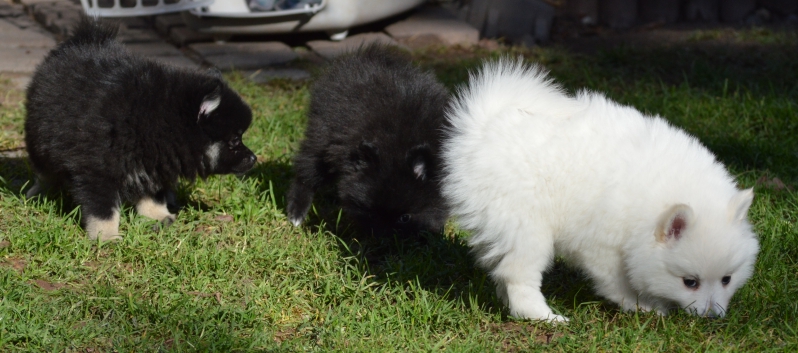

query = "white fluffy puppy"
[442,59,760,322]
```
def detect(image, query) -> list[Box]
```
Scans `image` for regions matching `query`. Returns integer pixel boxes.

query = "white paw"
[621,299,658,314]
[97,234,123,242]
[543,314,569,323]
[505,283,568,322]
[85,212,121,242]
[289,216,303,227]
[511,308,570,323]
[136,196,172,221]
[87,228,123,242]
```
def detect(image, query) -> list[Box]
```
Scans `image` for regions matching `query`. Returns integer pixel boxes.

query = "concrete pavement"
[0,0,484,94]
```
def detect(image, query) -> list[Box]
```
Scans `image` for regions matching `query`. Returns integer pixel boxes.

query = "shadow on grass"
[0,150,247,227]
[0,150,33,195]
[260,169,604,320]
[549,43,798,183]
[248,157,294,211]
[247,157,511,315]
[709,137,798,182]
[0,152,80,221]
[242,107,614,322]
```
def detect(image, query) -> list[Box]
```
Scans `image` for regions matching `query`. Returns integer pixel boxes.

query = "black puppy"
[286,45,450,235]
[24,17,257,241]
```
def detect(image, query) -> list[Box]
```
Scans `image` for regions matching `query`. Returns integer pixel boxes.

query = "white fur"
[135,196,175,224]
[442,59,759,322]
[199,94,221,121]
[85,208,122,242]
[204,142,222,171]
[125,169,152,190]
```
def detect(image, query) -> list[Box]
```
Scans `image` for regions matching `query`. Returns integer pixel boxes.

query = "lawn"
[0,27,796,352]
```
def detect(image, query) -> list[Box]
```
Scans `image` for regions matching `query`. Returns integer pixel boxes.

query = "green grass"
[1,28,797,351]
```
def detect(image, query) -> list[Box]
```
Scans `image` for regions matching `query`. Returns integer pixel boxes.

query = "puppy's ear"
[350,141,379,171]
[729,188,754,223]
[198,85,222,123]
[656,204,694,243]
[407,144,432,181]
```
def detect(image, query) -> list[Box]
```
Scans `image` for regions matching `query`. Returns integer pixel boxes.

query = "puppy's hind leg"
[25,174,51,198]
[492,230,567,322]
[136,190,176,230]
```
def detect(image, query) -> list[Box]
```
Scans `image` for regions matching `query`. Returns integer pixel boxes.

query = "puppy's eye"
[721,276,731,286]
[397,214,411,224]
[683,278,699,289]
[228,137,241,148]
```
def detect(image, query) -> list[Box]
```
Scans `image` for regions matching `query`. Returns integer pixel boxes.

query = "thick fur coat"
[25,17,256,241]
[286,45,450,235]
[442,60,759,321]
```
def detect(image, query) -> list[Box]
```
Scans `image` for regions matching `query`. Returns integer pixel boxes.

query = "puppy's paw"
[542,314,569,323]
[621,299,657,314]
[96,233,123,242]
[87,228,122,242]
[136,196,172,221]
[151,214,176,232]
[511,310,570,324]
[162,214,176,227]
[506,283,568,323]
[287,210,305,227]
[286,181,314,227]
[286,199,311,227]
[85,212,121,242]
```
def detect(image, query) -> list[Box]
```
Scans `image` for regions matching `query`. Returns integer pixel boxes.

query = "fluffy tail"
[62,16,118,48]
[445,58,575,132]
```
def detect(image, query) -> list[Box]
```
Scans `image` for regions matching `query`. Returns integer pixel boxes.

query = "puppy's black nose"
[233,153,257,173]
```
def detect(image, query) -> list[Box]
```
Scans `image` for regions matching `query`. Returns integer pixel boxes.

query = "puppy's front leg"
[136,191,176,229]
[286,180,314,226]
[287,152,331,226]
[585,254,652,313]
[492,237,568,322]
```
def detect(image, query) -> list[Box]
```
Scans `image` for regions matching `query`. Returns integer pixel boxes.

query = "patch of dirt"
[1,257,26,273]
[0,240,10,249]
[0,73,28,108]
[274,327,297,343]
[194,224,217,236]
[484,322,565,351]
[757,175,793,191]
[82,261,101,269]
[214,214,234,222]
[31,279,66,291]
[163,338,184,350]
[551,20,798,55]
[187,291,223,304]
[118,262,135,274]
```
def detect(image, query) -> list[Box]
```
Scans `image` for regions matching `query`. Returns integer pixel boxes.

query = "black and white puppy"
[286,45,450,236]
[24,17,257,241]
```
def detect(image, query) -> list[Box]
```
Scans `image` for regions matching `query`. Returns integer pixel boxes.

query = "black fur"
[24,17,256,240]
[286,45,450,235]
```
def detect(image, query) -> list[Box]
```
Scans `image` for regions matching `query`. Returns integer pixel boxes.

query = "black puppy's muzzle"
[232,151,257,173]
